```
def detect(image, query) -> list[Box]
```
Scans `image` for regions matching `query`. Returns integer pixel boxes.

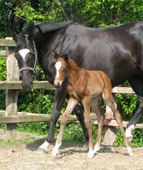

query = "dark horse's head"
[14,22,38,91]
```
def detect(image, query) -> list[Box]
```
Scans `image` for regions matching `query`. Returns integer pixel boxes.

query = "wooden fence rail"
[0,38,142,145]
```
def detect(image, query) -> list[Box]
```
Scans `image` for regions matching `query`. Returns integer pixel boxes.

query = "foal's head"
[53,51,70,88]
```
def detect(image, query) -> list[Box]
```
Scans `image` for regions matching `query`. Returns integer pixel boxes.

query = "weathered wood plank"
[0,110,143,129]
[0,81,55,90]
[1,114,143,129]
[0,82,135,93]
[92,119,143,129]
[0,50,6,56]
[0,39,16,47]
[112,87,135,94]
[0,114,51,124]
[102,94,118,145]
[0,111,113,123]
[4,47,19,141]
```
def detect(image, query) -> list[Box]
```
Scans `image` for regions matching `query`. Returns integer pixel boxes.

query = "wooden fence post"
[102,94,118,145]
[4,38,19,141]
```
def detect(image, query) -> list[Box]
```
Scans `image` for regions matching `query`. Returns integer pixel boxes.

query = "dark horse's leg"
[126,75,143,141]
[39,81,89,151]
[39,81,67,151]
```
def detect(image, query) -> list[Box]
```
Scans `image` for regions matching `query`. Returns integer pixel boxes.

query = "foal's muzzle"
[54,80,63,88]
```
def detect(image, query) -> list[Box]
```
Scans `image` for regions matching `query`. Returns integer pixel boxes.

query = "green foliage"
[116,81,140,122]
[0,56,6,81]
[114,128,143,147]
[14,1,65,25]
[18,89,55,114]
[13,0,143,28]
[16,89,55,135]
[0,56,6,110]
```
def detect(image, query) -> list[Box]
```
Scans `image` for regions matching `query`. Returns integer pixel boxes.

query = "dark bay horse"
[52,52,132,158]
[14,20,143,152]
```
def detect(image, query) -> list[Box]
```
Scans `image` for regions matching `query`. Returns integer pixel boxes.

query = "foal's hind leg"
[91,97,105,154]
[103,90,133,156]
[52,97,78,157]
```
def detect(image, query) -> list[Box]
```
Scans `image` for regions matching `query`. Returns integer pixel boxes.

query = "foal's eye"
[63,68,66,73]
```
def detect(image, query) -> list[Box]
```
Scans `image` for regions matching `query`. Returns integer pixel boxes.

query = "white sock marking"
[39,140,49,151]
[52,143,61,156]
[19,48,30,61]
[127,146,132,154]
[125,125,135,137]
[88,148,94,158]
[93,145,100,153]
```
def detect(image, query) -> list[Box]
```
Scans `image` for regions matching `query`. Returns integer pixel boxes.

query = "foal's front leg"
[52,97,78,156]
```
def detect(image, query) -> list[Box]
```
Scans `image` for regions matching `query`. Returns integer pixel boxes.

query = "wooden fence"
[0,38,143,145]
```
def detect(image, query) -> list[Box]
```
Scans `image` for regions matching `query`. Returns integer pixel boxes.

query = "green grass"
[0,138,38,147]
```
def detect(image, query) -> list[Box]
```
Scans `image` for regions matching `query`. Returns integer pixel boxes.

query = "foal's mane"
[67,56,81,71]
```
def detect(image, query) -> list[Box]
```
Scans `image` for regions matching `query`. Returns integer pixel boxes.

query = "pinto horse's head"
[52,51,69,88]
[14,23,38,91]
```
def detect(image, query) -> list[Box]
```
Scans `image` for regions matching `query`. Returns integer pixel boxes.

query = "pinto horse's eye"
[63,68,67,73]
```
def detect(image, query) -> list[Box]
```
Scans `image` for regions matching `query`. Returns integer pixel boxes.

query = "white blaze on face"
[19,49,30,61]
[55,61,62,79]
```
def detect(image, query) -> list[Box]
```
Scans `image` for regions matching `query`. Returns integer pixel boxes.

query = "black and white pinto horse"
[14,20,143,152]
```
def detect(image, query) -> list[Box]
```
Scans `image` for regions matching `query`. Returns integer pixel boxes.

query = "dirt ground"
[0,130,143,170]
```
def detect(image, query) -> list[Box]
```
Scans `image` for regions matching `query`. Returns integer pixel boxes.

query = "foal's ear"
[52,51,59,59]
[62,54,69,62]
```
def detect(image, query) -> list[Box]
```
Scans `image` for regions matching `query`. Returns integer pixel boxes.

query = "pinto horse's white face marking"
[55,61,62,79]
[19,49,30,61]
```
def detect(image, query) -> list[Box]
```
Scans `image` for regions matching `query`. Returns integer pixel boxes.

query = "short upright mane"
[37,20,74,34]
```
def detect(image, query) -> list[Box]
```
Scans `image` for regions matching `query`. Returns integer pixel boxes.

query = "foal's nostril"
[54,82,61,88]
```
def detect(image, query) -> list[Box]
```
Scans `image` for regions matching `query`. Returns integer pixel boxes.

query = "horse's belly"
[90,86,103,98]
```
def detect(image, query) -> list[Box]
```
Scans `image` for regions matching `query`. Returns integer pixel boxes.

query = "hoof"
[52,153,57,157]
[38,147,49,154]
[129,152,134,157]
[39,141,49,153]
[82,143,89,151]
[87,152,94,158]
[87,149,94,158]
[52,148,59,157]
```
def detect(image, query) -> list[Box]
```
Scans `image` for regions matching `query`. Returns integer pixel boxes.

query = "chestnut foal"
[52,51,133,158]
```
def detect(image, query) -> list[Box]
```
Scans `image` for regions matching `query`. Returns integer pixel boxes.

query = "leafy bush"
[0,56,6,110]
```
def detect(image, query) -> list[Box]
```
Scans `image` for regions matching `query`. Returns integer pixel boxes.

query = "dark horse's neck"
[32,21,74,84]
[33,27,60,83]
